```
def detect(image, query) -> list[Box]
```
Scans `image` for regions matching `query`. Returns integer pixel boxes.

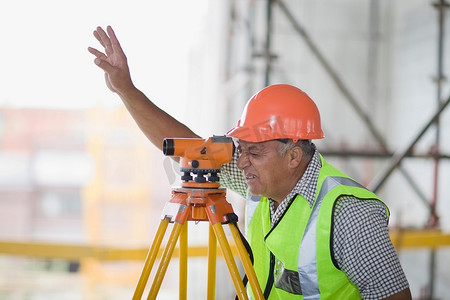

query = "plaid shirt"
[220,148,409,299]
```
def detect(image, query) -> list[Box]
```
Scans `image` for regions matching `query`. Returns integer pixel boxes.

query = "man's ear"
[287,146,303,168]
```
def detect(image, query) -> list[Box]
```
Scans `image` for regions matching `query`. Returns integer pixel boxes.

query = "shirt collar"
[281,149,321,208]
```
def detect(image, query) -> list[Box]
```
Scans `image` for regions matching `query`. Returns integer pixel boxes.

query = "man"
[88,26,412,299]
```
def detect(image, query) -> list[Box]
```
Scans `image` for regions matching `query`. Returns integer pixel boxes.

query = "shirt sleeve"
[332,196,410,299]
[220,151,248,198]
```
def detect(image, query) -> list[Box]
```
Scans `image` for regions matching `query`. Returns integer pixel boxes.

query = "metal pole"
[428,2,449,299]
[368,0,380,115]
[264,0,274,86]
[429,0,449,227]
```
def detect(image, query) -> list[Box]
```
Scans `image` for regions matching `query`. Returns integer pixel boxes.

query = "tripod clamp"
[180,167,221,183]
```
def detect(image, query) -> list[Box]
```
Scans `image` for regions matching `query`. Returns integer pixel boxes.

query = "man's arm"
[88,26,199,150]
[333,197,412,300]
[383,288,412,300]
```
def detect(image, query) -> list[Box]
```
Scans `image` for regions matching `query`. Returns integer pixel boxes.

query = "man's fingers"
[106,26,126,57]
[95,26,112,54]
[93,30,105,48]
[87,47,107,59]
[93,57,114,74]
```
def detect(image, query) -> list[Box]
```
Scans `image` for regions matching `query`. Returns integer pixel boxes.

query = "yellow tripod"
[132,185,264,299]
[132,136,264,299]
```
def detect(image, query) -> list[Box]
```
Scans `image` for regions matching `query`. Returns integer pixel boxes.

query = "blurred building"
[0,108,89,241]
[0,106,165,298]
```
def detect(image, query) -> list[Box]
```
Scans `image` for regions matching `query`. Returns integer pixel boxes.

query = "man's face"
[236,140,293,202]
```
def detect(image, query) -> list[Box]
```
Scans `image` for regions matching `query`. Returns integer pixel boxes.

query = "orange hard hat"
[227,84,324,142]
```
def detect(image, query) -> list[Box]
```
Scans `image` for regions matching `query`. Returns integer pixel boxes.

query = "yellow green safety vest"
[246,155,387,299]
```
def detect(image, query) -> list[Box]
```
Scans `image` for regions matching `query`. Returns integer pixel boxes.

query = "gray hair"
[278,139,316,161]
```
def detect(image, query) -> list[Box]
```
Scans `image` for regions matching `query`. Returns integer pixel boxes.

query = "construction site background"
[1,0,450,299]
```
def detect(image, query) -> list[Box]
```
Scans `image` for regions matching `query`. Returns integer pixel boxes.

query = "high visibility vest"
[246,155,387,299]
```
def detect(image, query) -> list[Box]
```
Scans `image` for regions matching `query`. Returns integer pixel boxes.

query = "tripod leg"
[147,221,184,300]
[207,224,216,300]
[211,223,248,300]
[133,217,170,300]
[228,224,264,300]
[179,222,188,300]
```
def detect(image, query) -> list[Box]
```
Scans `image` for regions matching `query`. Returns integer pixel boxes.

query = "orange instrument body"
[163,135,234,188]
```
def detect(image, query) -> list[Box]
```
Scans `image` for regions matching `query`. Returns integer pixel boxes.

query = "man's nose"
[237,152,249,170]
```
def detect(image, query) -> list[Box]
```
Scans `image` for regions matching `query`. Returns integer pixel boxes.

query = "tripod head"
[163,135,234,188]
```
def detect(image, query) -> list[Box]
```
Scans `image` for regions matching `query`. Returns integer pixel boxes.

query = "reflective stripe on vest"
[246,193,262,236]
[298,176,365,299]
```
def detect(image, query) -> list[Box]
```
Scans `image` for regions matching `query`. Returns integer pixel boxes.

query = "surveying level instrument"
[132,136,264,299]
